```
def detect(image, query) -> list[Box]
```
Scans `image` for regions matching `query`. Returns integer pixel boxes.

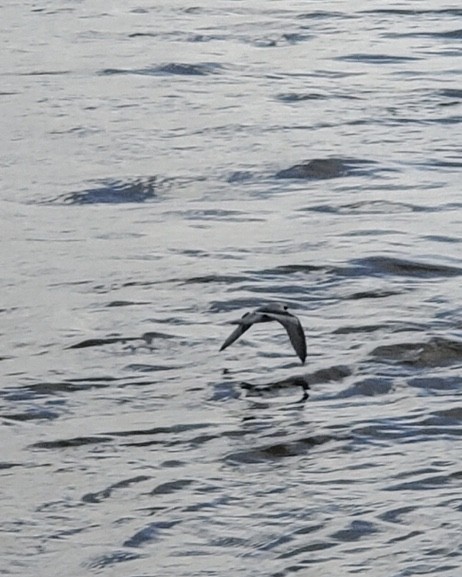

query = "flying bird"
[219,303,306,363]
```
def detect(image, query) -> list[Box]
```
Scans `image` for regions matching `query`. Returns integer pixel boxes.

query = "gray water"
[1,2,462,576]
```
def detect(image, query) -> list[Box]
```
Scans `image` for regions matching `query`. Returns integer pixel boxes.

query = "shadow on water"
[212,365,352,403]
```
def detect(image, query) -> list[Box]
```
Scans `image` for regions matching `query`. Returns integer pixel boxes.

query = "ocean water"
[1,2,461,576]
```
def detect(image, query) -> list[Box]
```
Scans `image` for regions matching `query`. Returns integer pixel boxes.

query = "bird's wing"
[266,311,307,364]
[219,310,272,352]
[219,323,252,351]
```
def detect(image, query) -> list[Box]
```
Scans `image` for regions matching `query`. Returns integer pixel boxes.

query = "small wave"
[361,8,462,16]
[123,520,180,548]
[86,550,141,570]
[350,256,462,278]
[337,53,420,64]
[439,88,462,100]
[226,434,334,464]
[339,377,394,398]
[100,62,222,77]
[307,200,428,214]
[82,475,150,504]
[60,177,161,205]
[67,332,170,350]
[347,289,402,300]
[430,29,462,39]
[371,336,462,368]
[276,92,328,103]
[31,435,113,450]
[275,158,374,180]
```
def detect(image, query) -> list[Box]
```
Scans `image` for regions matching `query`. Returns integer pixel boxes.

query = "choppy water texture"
[1,2,462,576]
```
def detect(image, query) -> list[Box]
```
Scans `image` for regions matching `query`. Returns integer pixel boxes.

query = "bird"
[219,303,306,363]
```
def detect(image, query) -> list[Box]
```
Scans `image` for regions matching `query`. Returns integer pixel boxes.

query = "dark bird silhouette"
[220,303,306,363]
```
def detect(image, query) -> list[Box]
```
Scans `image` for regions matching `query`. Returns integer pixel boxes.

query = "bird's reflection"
[240,374,310,403]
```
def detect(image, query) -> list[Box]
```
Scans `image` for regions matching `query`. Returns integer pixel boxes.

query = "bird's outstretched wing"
[219,304,307,364]
[265,311,307,364]
[219,322,251,351]
[219,310,270,351]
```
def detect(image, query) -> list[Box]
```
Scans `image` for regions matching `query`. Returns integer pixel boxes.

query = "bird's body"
[219,303,306,363]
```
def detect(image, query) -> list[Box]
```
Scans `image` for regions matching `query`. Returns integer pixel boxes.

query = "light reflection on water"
[1,2,462,576]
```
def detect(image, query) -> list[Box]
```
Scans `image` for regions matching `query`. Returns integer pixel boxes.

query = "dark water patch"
[347,289,401,300]
[439,88,462,100]
[252,32,311,48]
[331,520,378,543]
[19,69,70,76]
[87,550,142,570]
[352,419,421,444]
[379,505,416,524]
[361,8,462,17]
[334,323,388,335]
[124,520,181,548]
[186,33,227,43]
[210,380,245,402]
[307,200,427,215]
[371,337,462,369]
[422,234,461,244]
[106,300,150,308]
[255,263,329,276]
[276,92,331,103]
[431,29,462,39]
[2,409,60,422]
[182,273,241,285]
[297,11,348,20]
[350,256,462,279]
[308,365,352,386]
[61,177,160,205]
[407,376,461,393]
[100,62,222,77]
[181,208,264,222]
[108,423,209,439]
[150,479,194,496]
[82,475,150,504]
[423,159,462,170]
[68,336,140,349]
[124,362,181,373]
[385,470,461,492]
[418,412,462,435]
[3,377,116,402]
[338,377,394,398]
[337,53,420,64]
[31,435,113,450]
[110,279,171,291]
[0,462,23,470]
[226,434,333,464]
[434,407,462,421]
[226,170,254,183]
[128,31,157,38]
[68,332,167,350]
[275,158,373,180]
[426,114,462,126]
[183,6,204,13]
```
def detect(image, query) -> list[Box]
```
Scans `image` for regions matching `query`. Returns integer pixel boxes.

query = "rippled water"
[1,2,462,576]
